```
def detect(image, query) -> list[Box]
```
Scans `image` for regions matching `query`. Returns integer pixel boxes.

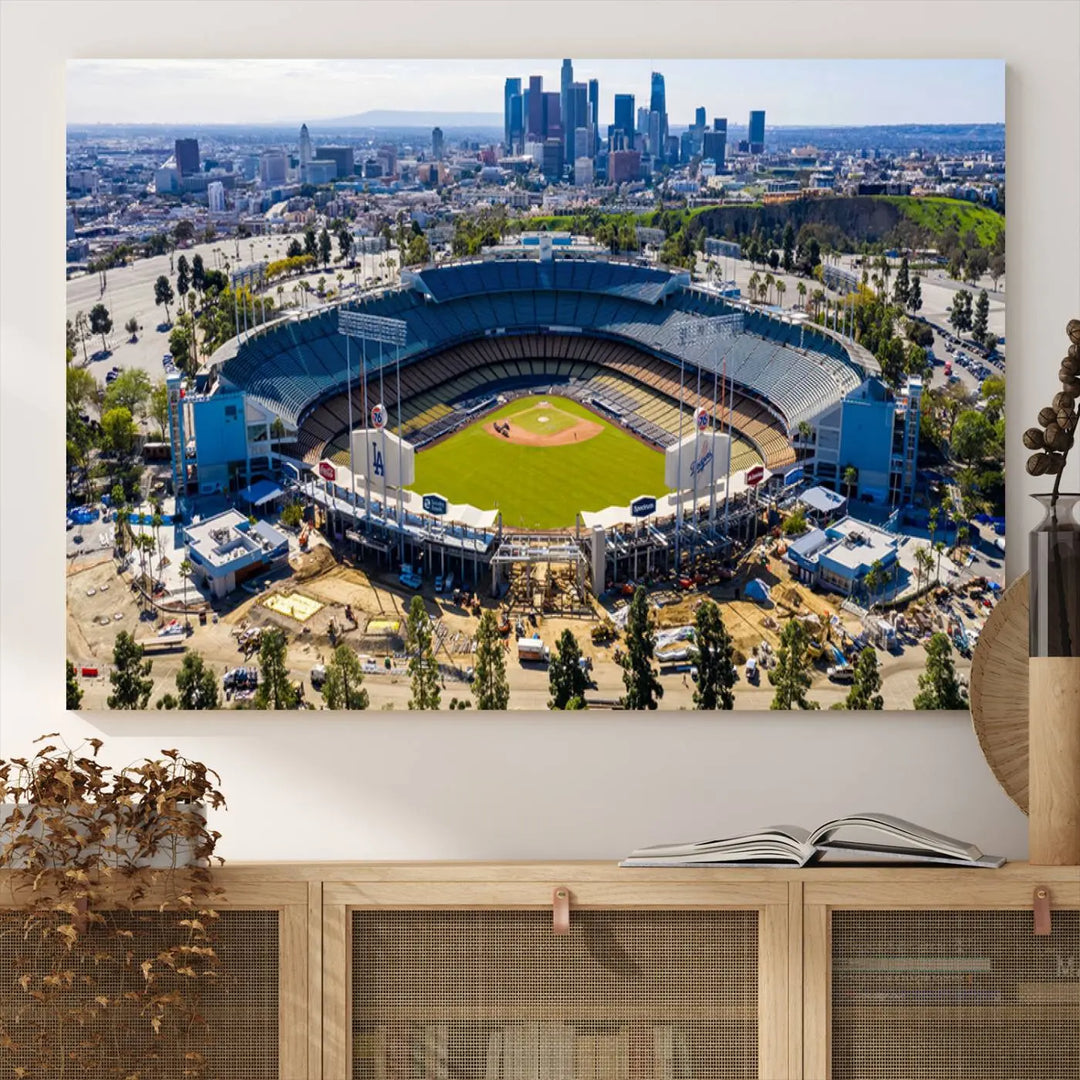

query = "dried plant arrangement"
[0,735,226,1079]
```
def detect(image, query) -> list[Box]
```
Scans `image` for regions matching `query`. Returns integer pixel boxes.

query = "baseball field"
[411,395,667,529]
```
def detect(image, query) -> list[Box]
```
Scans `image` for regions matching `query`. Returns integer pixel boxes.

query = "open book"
[620,812,1006,868]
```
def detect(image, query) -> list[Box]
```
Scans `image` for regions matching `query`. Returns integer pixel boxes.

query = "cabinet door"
[0,904,306,1080]
[325,880,791,1080]
[804,884,1080,1080]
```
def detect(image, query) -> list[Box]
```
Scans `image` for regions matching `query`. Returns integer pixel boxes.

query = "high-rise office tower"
[614,93,635,147]
[431,127,444,160]
[175,138,200,178]
[703,117,727,167]
[299,124,312,167]
[542,92,562,141]
[565,82,588,161]
[560,58,573,129]
[749,110,766,154]
[504,78,522,150]
[588,78,600,153]
[637,105,650,141]
[695,106,706,129]
[649,72,668,155]
[526,75,544,141]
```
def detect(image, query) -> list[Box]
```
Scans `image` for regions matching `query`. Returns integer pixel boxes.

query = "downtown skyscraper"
[504,77,522,152]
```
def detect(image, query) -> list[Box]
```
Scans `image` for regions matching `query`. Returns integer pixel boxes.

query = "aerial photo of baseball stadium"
[64,58,1006,711]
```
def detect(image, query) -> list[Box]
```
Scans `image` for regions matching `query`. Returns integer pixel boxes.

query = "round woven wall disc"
[970,572,1029,815]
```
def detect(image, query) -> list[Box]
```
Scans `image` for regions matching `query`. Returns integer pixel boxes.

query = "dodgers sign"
[349,427,416,488]
[630,496,657,518]
[664,431,732,490]
[422,494,448,516]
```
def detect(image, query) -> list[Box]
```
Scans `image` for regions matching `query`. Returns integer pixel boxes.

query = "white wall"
[2,1,1078,862]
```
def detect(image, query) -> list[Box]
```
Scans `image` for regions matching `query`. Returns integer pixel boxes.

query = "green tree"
[768,619,819,710]
[154,274,175,324]
[173,218,195,244]
[67,364,97,411]
[471,610,510,710]
[254,628,298,709]
[318,228,333,267]
[406,595,441,710]
[947,289,973,334]
[952,410,995,465]
[972,288,990,345]
[104,367,152,416]
[619,586,663,710]
[191,253,206,294]
[548,628,588,710]
[287,237,303,259]
[337,226,352,262]
[842,465,858,500]
[100,406,138,457]
[784,507,810,536]
[107,631,153,709]
[892,254,910,307]
[89,302,112,355]
[781,222,795,272]
[66,659,83,710]
[913,632,968,710]
[322,644,371,710]
[176,254,190,299]
[844,647,884,710]
[303,227,318,259]
[124,315,139,342]
[175,651,221,709]
[168,320,193,371]
[988,252,1005,290]
[280,502,304,528]
[690,599,737,710]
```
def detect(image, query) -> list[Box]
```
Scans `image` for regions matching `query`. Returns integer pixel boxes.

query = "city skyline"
[67,58,1004,128]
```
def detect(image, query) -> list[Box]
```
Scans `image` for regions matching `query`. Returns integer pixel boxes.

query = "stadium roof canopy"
[405,259,688,306]
[213,259,873,432]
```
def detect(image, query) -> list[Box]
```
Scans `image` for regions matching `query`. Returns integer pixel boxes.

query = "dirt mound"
[290,545,338,582]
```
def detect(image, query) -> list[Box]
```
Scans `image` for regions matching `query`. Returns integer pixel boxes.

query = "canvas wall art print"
[64,58,1005,712]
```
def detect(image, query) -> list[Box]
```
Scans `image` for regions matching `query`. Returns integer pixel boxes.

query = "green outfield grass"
[411,395,667,529]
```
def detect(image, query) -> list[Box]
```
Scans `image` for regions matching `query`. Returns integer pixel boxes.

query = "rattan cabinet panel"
[350,909,761,1080]
[0,908,281,1080]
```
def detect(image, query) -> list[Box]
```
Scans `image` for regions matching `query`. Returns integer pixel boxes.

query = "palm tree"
[928,505,939,552]
[277,284,285,310]
[179,558,194,631]
[915,545,933,593]
[757,281,768,305]
[797,280,807,309]
[842,466,858,500]
[933,540,946,585]
[336,271,344,295]
[764,272,775,305]
[748,271,760,300]
[775,279,786,308]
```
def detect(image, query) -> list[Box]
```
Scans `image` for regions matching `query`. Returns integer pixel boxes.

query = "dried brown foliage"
[0,736,226,1079]
[1025,320,1080,493]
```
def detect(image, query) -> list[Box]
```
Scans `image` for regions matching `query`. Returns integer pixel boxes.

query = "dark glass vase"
[1029,493,1080,657]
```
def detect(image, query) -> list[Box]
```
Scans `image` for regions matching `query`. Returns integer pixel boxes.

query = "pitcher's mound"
[485,401,603,447]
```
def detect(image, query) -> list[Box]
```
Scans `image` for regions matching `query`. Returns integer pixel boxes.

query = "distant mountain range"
[320,109,502,129]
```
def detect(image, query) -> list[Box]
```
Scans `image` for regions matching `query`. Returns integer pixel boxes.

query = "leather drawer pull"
[553,887,570,935]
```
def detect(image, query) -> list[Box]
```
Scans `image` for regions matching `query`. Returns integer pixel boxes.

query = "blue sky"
[67,58,1004,127]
